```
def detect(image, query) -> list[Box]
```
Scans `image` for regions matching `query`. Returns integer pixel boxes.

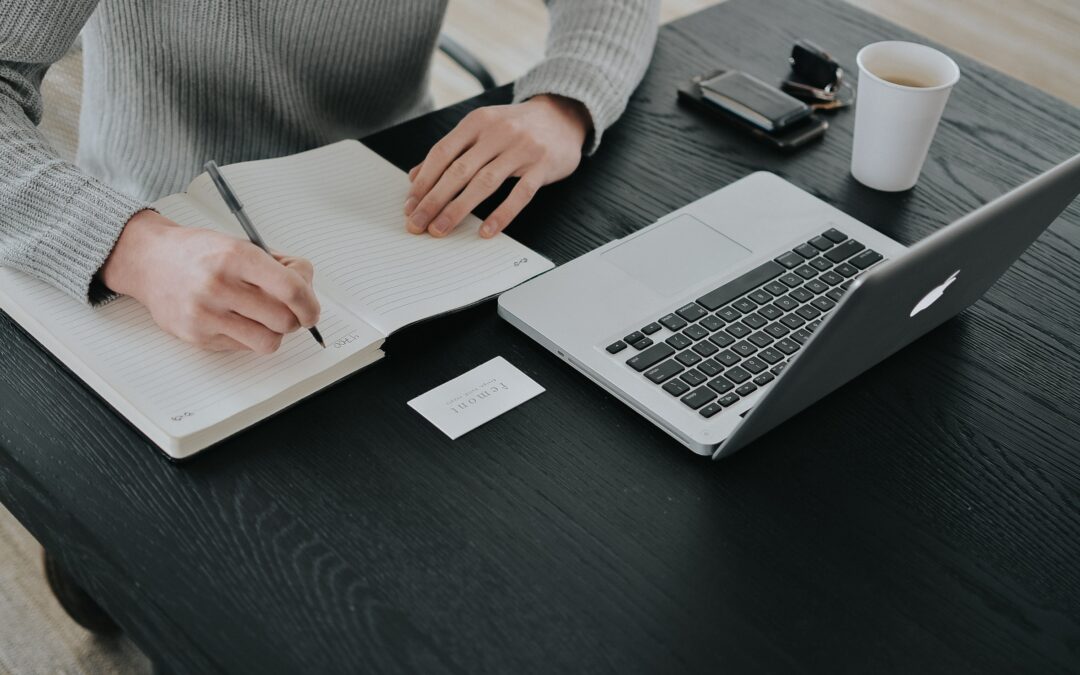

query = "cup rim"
[856,40,960,93]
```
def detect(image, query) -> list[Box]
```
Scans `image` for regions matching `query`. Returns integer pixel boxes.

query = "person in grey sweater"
[0,0,659,353]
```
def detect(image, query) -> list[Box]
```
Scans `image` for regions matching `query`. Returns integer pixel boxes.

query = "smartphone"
[677,70,828,151]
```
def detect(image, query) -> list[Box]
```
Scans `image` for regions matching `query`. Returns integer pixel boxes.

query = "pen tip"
[310,326,326,348]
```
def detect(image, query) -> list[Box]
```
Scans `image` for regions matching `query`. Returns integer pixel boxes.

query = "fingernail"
[481,221,496,237]
[405,218,422,233]
[404,197,417,216]
[431,216,451,235]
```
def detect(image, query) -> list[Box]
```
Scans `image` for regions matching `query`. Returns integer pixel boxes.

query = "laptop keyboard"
[604,228,884,419]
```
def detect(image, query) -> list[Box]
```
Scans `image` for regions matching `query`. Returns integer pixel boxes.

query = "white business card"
[407,356,545,440]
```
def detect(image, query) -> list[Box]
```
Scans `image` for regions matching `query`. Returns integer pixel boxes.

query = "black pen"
[203,161,326,348]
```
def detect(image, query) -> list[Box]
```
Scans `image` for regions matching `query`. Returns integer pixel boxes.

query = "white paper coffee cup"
[851,41,960,192]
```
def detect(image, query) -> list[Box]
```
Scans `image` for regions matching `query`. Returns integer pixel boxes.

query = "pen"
[203,160,326,348]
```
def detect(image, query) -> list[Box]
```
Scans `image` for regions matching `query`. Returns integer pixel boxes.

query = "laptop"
[498,154,1080,459]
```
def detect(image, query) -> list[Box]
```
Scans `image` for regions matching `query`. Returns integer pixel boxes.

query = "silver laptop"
[498,154,1080,459]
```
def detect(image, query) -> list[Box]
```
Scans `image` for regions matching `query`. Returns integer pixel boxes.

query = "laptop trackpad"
[602,214,753,297]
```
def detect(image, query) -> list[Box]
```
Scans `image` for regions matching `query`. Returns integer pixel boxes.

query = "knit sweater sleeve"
[0,0,148,304]
[513,0,660,154]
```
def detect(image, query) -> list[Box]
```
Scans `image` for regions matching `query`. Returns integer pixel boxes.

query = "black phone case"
[677,70,828,151]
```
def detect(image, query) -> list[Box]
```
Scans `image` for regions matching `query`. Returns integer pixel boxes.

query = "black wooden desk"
[3,0,1079,672]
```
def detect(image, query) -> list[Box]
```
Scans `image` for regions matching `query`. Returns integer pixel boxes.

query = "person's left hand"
[404,94,591,239]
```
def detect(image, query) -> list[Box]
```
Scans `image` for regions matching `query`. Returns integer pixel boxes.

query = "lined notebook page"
[186,140,554,336]
[0,194,381,444]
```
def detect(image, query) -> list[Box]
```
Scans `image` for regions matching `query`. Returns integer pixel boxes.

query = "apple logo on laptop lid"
[911,269,960,317]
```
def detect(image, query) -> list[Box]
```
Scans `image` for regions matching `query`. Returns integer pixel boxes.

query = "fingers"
[275,253,315,286]
[480,171,543,238]
[406,113,482,219]
[202,334,249,352]
[212,282,301,334]
[215,311,285,354]
[427,151,524,238]
[406,140,499,236]
[235,247,321,328]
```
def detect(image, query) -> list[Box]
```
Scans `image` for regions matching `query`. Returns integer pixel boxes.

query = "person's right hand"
[99,210,320,354]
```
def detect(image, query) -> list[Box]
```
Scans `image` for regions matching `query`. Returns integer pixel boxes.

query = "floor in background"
[4,0,1078,672]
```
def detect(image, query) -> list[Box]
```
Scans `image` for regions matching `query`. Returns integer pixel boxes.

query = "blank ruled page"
[186,140,553,335]
[0,193,382,450]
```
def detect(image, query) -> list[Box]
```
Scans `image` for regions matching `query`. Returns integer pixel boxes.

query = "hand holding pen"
[205,161,326,348]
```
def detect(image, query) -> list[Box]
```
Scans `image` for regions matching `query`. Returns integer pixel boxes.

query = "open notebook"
[0,140,553,459]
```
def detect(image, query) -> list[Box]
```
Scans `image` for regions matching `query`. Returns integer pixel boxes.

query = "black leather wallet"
[699,70,812,132]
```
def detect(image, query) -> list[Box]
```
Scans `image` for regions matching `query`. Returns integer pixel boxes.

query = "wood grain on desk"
[3,0,1080,672]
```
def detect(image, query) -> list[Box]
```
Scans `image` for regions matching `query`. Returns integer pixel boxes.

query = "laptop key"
[749,290,773,305]
[645,358,684,383]
[692,340,719,357]
[770,363,786,376]
[851,249,883,269]
[707,376,734,395]
[780,313,806,329]
[675,350,702,367]
[700,315,724,331]
[805,279,829,295]
[659,313,687,331]
[773,296,798,312]
[683,324,709,341]
[796,305,822,320]
[736,382,758,396]
[741,357,767,374]
[641,322,662,335]
[748,331,773,348]
[809,235,834,251]
[681,386,717,410]
[779,273,803,287]
[794,264,817,279]
[681,369,707,386]
[632,337,653,350]
[626,343,675,371]
[666,333,693,350]
[794,243,817,258]
[716,306,741,322]
[699,401,723,418]
[811,297,836,311]
[758,304,783,320]
[623,331,645,345]
[676,303,707,321]
[764,281,789,296]
[726,323,751,338]
[758,347,784,364]
[606,340,627,354]
[731,341,757,357]
[820,271,844,286]
[764,322,789,338]
[775,251,804,268]
[789,287,814,302]
[808,256,832,271]
[834,262,858,277]
[790,329,812,344]
[718,392,740,407]
[741,313,767,329]
[725,366,751,384]
[823,228,848,243]
[824,239,865,262]
[698,359,723,377]
[807,319,822,332]
[695,260,784,311]
[826,288,844,302]
[752,372,775,386]
[715,349,740,367]
[709,332,735,348]
[733,298,757,314]
[775,338,800,355]
[663,379,691,396]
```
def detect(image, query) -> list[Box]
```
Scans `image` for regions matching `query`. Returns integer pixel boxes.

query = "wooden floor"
[4,0,1078,672]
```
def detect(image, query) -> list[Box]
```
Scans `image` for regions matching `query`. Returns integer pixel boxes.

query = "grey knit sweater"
[0,1,658,303]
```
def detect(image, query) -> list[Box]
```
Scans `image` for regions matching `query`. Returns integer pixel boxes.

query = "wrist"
[99,209,174,298]
[530,94,592,146]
